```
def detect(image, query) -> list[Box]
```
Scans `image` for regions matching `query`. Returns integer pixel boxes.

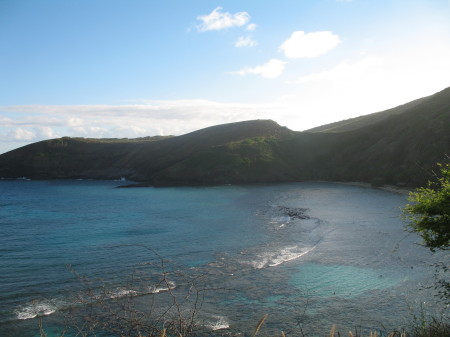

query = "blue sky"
[1,0,450,153]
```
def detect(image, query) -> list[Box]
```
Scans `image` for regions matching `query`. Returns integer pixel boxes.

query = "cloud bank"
[0,100,279,153]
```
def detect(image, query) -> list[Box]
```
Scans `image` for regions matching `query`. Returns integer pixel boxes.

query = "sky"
[1,0,450,154]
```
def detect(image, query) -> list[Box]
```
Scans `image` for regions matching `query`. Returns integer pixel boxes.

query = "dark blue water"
[0,180,446,336]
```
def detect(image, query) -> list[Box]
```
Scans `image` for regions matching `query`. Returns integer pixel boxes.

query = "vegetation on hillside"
[403,163,450,251]
[403,162,450,305]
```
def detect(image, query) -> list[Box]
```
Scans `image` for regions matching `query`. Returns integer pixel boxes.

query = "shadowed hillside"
[0,87,449,187]
[146,86,450,187]
[0,120,293,182]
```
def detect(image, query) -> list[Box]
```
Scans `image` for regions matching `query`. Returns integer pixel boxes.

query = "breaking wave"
[15,299,62,320]
[249,246,315,269]
[106,288,138,299]
[149,281,176,294]
[15,281,176,320]
[203,315,230,330]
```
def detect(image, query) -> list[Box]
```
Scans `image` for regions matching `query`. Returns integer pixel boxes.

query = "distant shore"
[333,181,412,195]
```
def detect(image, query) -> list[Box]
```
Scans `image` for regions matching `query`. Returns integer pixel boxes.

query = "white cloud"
[106,126,148,138]
[0,100,279,153]
[297,56,384,83]
[197,7,250,32]
[246,23,257,31]
[2,126,59,143]
[0,115,64,127]
[67,117,83,127]
[235,36,257,48]
[233,59,286,79]
[35,126,59,139]
[70,126,107,137]
[9,128,36,141]
[279,31,340,58]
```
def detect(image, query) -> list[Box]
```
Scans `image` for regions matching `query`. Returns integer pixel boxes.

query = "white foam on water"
[13,280,177,321]
[108,288,138,299]
[204,315,230,330]
[14,300,59,320]
[105,280,176,299]
[149,281,176,294]
[269,215,291,225]
[250,246,315,269]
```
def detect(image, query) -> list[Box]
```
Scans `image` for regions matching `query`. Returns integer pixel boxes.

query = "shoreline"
[2,177,415,195]
[331,181,412,195]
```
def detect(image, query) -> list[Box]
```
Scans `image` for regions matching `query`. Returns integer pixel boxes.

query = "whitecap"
[107,288,138,299]
[14,300,59,320]
[250,246,315,269]
[148,281,176,294]
[204,315,230,330]
[105,281,176,298]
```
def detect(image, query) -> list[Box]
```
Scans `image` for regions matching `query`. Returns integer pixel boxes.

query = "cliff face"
[1,87,449,187]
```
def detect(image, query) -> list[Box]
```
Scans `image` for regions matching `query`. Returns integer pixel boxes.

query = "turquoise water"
[0,180,444,336]
[290,263,400,298]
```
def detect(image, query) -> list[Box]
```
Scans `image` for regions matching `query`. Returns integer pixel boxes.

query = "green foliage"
[403,162,450,305]
[224,136,277,162]
[403,163,450,251]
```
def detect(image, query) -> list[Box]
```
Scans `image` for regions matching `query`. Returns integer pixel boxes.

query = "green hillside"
[0,87,449,187]
[150,86,450,187]
[0,119,292,182]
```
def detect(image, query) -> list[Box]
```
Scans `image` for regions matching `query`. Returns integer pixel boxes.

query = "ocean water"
[0,180,446,336]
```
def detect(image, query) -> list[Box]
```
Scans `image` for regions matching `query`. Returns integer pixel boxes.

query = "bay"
[0,180,445,336]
